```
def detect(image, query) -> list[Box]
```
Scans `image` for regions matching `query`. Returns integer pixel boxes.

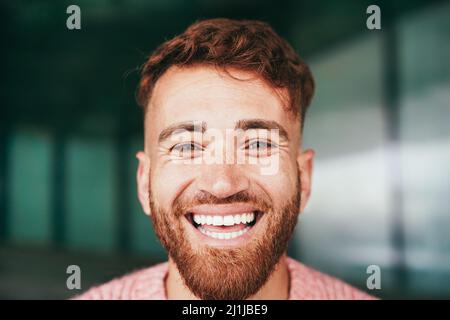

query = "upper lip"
[187,203,259,216]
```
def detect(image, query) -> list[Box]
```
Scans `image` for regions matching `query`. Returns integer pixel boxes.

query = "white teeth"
[212,216,223,226]
[223,215,234,226]
[193,212,256,226]
[198,226,251,239]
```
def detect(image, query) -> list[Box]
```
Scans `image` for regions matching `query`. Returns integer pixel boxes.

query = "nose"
[196,164,250,199]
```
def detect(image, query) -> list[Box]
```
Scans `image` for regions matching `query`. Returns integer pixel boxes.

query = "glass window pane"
[295,34,393,288]
[398,2,450,297]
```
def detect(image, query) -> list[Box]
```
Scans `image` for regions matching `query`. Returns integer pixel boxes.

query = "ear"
[136,151,151,216]
[297,149,315,212]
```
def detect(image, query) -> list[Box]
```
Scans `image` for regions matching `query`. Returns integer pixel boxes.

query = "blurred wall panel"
[9,127,52,245]
[66,135,117,252]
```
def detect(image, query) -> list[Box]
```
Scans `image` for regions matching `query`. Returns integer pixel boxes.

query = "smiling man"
[75,18,373,300]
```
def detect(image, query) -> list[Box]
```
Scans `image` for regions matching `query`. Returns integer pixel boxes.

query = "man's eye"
[247,140,272,150]
[171,143,203,157]
[245,139,277,157]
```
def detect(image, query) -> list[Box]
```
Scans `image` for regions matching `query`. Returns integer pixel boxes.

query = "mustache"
[172,190,272,216]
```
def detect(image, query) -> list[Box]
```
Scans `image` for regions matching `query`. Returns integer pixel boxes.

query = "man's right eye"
[170,142,203,158]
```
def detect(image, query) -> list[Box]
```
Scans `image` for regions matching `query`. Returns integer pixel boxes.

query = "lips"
[187,203,260,216]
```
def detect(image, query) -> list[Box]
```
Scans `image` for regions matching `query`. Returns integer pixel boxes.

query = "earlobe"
[136,151,151,216]
[297,149,315,213]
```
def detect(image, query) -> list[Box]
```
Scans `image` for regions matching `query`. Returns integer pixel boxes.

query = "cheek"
[248,157,298,206]
[151,163,196,209]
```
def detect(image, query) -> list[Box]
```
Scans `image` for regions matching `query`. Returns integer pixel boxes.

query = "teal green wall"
[9,128,52,245]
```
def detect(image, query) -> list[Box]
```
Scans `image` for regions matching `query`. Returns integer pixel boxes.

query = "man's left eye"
[247,140,272,150]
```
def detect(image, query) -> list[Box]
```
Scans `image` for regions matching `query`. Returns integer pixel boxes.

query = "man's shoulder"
[287,257,376,300]
[72,261,168,300]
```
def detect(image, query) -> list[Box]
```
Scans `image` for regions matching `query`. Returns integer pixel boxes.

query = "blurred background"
[1,0,449,299]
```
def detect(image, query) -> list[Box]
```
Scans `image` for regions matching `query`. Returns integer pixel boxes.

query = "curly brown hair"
[137,18,315,128]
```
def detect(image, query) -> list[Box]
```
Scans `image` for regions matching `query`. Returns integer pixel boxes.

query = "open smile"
[184,204,265,246]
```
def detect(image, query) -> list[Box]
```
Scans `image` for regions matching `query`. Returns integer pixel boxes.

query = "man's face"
[137,66,314,299]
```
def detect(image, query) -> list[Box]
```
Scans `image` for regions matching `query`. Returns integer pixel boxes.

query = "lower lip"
[186,213,263,248]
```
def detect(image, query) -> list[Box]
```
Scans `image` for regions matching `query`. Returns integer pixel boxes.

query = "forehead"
[145,65,298,139]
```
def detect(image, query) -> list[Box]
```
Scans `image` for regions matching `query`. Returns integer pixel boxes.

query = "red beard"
[149,174,301,300]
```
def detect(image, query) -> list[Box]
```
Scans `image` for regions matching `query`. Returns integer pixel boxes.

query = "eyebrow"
[158,121,207,143]
[235,119,289,141]
[158,119,289,143]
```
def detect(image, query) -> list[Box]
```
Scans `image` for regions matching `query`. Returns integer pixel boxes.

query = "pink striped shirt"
[74,257,375,300]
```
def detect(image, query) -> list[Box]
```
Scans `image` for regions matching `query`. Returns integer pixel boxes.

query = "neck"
[165,254,290,300]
